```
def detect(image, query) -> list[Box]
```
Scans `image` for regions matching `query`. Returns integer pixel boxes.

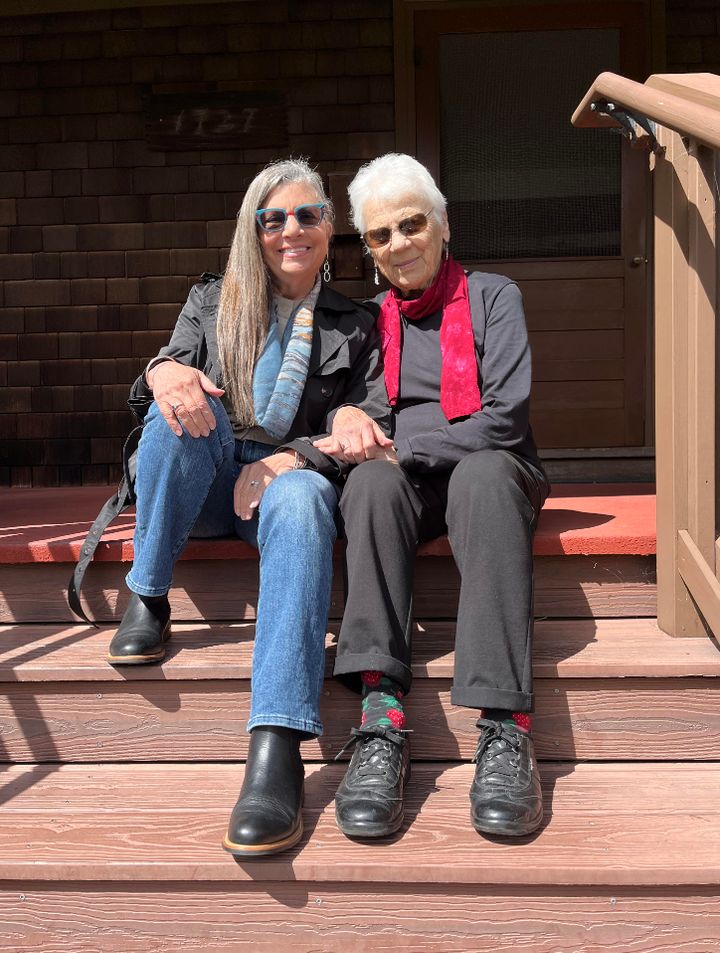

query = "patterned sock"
[482,708,532,733]
[361,671,406,730]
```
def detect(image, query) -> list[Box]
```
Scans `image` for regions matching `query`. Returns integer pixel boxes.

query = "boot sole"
[221,816,304,858]
[106,624,171,666]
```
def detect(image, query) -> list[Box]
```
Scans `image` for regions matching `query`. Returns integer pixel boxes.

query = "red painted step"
[0,483,656,563]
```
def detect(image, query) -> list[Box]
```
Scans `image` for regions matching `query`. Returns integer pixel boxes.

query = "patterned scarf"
[377,255,481,421]
[252,276,320,439]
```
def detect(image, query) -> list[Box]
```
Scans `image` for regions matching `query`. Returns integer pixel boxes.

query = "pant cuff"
[333,652,412,696]
[125,572,170,598]
[247,713,323,740]
[451,686,534,712]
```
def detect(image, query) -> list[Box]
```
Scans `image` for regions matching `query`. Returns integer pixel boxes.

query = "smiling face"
[258,180,332,299]
[363,195,449,294]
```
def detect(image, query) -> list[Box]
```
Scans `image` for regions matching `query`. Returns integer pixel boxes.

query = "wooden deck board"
[1,618,717,682]
[0,763,718,885]
[0,677,717,762]
[1,883,719,952]
[0,554,657,624]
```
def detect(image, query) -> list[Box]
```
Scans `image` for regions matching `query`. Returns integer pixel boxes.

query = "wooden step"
[2,882,719,953]
[0,484,657,623]
[0,762,718,886]
[1,483,657,563]
[0,482,715,952]
[0,552,658,623]
[1,619,717,763]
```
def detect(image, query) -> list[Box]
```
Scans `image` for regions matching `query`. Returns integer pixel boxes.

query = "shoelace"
[334,725,409,780]
[472,717,523,784]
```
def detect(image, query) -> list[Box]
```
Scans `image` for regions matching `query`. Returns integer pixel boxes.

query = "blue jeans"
[126,397,338,737]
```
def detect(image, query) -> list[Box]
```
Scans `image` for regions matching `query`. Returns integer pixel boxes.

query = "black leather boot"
[335,726,410,838]
[223,726,305,857]
[469,717,543,836]
[107,592,171,665]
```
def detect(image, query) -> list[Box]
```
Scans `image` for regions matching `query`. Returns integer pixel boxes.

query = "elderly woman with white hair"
[316,153,550,839]
[109,158,389,858]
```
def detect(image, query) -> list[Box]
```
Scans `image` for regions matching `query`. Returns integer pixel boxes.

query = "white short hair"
[347,153,447,235]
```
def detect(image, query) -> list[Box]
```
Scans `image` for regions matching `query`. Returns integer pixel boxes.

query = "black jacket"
[129,276,390,480]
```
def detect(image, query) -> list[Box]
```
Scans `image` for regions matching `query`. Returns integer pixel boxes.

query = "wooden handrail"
[573,73,719,640]
[572,71,720,150]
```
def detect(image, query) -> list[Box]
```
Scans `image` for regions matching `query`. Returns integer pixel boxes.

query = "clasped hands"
[234,407,395,521]
[313,406,398,466]
[243,408,398,519]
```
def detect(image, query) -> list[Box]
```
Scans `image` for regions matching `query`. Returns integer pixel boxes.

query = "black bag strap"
[67,426,143,626]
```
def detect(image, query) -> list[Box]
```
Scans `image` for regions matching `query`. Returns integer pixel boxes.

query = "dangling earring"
[323,257,332,282]
[443,240,449,261]
[374,263,379,286]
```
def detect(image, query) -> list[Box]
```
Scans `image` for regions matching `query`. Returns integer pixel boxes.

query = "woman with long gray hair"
[109,158,389,857]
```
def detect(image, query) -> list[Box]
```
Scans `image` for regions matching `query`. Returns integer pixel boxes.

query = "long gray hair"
[217,157,333,426]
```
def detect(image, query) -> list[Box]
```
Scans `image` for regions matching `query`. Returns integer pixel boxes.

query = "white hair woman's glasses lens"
[255,203,327,232]
[363,211,432,249]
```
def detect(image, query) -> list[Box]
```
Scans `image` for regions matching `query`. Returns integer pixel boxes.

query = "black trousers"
[333,450,549,712]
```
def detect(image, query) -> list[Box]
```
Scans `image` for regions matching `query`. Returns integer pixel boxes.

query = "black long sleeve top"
[370,271,544,476]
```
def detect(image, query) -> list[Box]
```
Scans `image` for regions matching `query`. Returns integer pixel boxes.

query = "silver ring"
[171,403,181,413]
[249,480,260,487]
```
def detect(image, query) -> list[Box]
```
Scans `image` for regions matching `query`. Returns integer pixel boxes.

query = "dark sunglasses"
[363,211,432,249]
[256,202,327,232]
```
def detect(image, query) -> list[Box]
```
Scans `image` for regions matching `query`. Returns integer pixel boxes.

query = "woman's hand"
[366,445,399,465]
[312,406,393,464]
[150,361,225,438]
[234,452,297,520]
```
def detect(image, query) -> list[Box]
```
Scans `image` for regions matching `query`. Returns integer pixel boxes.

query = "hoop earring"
[323,257,332,282]
[374,263,379,286]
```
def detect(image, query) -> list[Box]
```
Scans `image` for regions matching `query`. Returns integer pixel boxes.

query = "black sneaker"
[469,717,543,836]
[335,725,410,838]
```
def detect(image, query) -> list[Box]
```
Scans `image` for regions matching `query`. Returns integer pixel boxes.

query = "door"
[413,2,650,449]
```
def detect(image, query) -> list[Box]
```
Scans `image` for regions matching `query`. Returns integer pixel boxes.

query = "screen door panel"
[440,29,621,260]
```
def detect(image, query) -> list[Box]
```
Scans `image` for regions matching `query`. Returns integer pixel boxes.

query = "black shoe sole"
[335,811,405,839]
[471,811,543,837]
[106,623,171,666]
[221,816,303,857]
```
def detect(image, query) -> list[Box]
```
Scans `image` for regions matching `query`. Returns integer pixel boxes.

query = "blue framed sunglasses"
[255,202,327,232]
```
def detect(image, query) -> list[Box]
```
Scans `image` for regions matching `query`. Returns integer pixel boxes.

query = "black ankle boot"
[223,726,305,857]
[107,592,171,665]
[469,717,543,836]
[335,725,410,838]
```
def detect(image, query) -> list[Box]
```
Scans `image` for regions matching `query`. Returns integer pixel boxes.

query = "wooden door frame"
[393,0,664,454]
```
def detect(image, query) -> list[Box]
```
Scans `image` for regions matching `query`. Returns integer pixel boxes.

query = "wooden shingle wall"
[2,0,719,487]
[0,0,393,487]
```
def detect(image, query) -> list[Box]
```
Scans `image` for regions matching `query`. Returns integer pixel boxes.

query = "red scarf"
[377,255,482,421]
